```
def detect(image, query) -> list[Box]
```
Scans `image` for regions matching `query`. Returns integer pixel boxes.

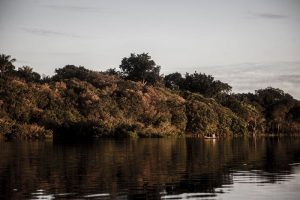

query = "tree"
[105,68,121,77]
[16,66,41,82]
[119,53,162,85]
[53,65,90,81]
[255,87,293,107]
[165,71,232,97]
[287,104,300,122]
[183,72,232,97]
[241,87,297,133]
[164,72,183,90]
[0,54,16,74]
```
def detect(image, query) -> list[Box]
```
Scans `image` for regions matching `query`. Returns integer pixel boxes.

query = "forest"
[0,53,300,139]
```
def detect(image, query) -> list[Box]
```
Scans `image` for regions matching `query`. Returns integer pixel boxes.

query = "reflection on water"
[0,137,300,199]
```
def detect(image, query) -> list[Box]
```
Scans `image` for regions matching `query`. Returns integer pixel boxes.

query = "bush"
[4,123,53,140]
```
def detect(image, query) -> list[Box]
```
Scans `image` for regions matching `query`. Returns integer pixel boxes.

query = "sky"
[0,0,300,98]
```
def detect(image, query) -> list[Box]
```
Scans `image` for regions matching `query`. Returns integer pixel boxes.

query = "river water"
[0,137,300,199]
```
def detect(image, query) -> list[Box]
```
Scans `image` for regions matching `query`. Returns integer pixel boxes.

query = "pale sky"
[0,0,299,98]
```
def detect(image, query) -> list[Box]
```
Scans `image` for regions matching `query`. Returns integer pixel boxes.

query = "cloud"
[255,12,288,19]
[278,75,300,84]
[185,61,300,99]
[22,28,82,38]
[44,4,102,13]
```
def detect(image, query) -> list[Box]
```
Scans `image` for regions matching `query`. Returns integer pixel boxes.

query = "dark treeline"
[0,53,299,139]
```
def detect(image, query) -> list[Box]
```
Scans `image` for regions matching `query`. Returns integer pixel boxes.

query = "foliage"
[184,92,247,136]
[0,53,300,139]
[105,68,122,77]
[15,66,41,82]
[216,94,265,133]
[164,72,183,90]
[0,54,16,75]
[119,53,162,85]
[226,88,300,133]
[164,72,232,98]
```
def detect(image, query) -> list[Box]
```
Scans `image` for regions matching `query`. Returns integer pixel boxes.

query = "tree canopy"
[0,54,16,74]
[119,53,162,85]
[16,66,41,82]
[1,53,300,139]
[165,72,232,98]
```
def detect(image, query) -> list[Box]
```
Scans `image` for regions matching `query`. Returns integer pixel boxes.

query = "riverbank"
[1,54,299,140]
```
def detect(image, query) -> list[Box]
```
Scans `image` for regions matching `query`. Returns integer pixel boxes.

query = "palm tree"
[17,65,41,82]
[18,66,33,74]
[0,54,16,74]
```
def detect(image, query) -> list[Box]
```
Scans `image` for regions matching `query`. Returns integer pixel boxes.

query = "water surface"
[0,137,300,199]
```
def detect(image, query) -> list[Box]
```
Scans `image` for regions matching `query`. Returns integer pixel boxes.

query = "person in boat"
[205,133,216,138]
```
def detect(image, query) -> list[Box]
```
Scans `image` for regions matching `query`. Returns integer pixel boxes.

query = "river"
[0,137,300,199]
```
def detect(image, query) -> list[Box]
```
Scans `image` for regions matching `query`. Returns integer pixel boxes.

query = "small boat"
[204,134,217,139]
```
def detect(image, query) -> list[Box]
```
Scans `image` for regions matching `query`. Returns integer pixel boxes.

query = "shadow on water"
[0,137,300,199]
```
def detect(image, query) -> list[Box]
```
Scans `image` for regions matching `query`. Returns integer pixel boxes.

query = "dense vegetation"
[0,53,299,139]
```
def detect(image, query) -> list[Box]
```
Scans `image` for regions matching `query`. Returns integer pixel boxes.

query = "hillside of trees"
[0,53,300,139]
